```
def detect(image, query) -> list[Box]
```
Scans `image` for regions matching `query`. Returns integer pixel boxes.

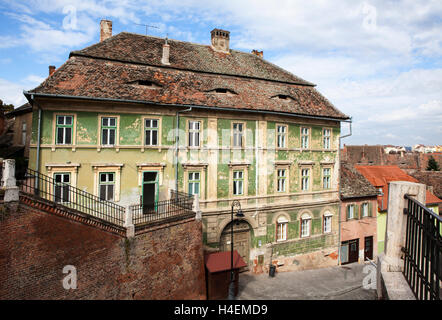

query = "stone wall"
[0,202,206,300]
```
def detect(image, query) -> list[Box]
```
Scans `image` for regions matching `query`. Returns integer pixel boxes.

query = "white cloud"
[0,75,45,106]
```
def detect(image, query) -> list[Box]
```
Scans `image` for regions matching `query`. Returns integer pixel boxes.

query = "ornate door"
[220,221,250,265]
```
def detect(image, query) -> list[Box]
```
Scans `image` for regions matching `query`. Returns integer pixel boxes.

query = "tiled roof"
[205,250,247,273]
[340,162,378,199]
[355,165,442,209]
[29,33,349,120]
[5,103,32,117]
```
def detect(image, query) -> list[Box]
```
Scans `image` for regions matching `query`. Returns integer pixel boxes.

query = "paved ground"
[237,262,378,300]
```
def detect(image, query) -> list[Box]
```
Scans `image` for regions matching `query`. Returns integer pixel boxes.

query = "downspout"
[338,118,352,265]
[175,107,192,194]
[30,95,42,191]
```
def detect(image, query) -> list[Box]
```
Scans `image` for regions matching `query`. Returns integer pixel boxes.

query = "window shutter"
[368,202,372,217]
[346,205,350,220]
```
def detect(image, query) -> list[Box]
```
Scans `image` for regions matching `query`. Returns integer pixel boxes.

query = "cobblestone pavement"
[237,262,378,300]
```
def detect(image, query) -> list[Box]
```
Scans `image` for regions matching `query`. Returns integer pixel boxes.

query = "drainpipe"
[175,107,192,195]
[28,94,42,191]
[338,118,352,265]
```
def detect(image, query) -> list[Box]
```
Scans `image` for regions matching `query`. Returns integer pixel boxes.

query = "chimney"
[161,38,170,65]
[251,50,263,58]
[210,29,230,53]
[49,65,56,76]
[100,19,112,42]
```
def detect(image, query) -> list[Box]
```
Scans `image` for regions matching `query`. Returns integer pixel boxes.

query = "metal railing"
[18,168,125,227]
[130,190,194,226]
[403,194,441,300]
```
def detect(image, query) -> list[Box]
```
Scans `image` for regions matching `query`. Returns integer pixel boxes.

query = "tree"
[426,156,440,171]
[0,99,15,115]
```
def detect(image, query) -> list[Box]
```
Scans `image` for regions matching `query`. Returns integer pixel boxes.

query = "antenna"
[134,23,159,35]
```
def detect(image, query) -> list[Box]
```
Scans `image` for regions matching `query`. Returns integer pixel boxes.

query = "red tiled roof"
[355,165,442,210]
[29,32,349,120]
[340,162,378,199]
[205,250,247,273]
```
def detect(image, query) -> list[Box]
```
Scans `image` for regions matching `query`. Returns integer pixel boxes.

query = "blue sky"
[0,0,441,146]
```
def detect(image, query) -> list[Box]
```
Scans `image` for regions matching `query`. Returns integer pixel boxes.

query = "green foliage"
[426,156,440,171]
[0,99,15,115]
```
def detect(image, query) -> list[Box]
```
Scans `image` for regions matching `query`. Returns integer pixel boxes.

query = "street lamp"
[228,200,244,300]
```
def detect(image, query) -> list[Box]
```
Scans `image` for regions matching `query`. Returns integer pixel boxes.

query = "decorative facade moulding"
[91,163,124,168]
[228,161,251,168]
[45,163,80,171]
[274,160,292,167]
[182,162,209,169]
[296,160,315,166]
[136,162,166,168]
[320,161,335,165]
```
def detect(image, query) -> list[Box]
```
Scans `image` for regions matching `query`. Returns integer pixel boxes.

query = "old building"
[340,162,378,262]
[24,20,350,272]
[355,165,442,253]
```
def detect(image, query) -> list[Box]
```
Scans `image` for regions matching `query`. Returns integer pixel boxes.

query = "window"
[277,125,287,148]
[233,170,244,195]
[101,117,116,146]
[323,168,331,189]
[362,203,369,217]
[301,127,309,149]
[188,121,201,147]
[188,172,200,196]
[232,123,244,147]
[21,122,27,145]
[347,204,355,220]
[277,169,287,192]
[276,217,288,241]
[301,168,310,191]
[323,128,331,149]
[99,172,115,201]
[145,119,158,146]
[54,173,70,203]
[56,115,73,145]
[301,215,311,237]
[323,215,332,233]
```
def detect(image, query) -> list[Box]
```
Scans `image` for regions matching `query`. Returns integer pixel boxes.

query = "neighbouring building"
[340,162,378,263]
[355,165,442,253]
[24,20,350,272]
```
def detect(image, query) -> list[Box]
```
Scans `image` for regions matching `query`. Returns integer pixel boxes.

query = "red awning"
[205,251,247,273]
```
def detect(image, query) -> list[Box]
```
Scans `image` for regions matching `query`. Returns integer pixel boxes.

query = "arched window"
[323,211,333,233]
[300,213,311,238]
[276,216,288,241]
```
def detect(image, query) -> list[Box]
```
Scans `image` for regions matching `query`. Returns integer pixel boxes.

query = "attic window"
[272,94,294,100]
[129,80,162,88]
[208,88,237,95]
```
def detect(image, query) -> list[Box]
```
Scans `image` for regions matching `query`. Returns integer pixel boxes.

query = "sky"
[0,0,441,146]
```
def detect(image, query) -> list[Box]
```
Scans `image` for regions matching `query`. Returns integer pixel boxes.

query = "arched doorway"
[219,220,251,265]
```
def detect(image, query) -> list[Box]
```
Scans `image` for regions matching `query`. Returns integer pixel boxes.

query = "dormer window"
[272,94,294,101]
[129,80,162,88]
[207,88,237,95]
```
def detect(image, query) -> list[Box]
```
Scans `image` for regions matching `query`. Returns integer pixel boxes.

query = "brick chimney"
[49,65,56,76]
[210,29,230,53]
[251,50,263,58]
[161,38,170,65]
[100,19,112,42]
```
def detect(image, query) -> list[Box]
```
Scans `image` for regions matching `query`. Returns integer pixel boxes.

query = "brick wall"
[0,203,206,300]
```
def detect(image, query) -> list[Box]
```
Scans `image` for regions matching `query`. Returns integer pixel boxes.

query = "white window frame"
[101,117,117,146]
[188,120,201,147]
[188,171,201,196]
[301,127,310,149]
[276,216,288,242]
[277,168,287,192]
[276,124,287,149]
[323,214,332,233]
[301,215,311,238]
[144,118,159,146]
[21,121,27,145]
[323,167,331,189]
[301,168,310,191]
[233,170,244,196]
[323,128,331,149]
[348,204,355,220]
[56,115,74,145]
[98,172,115,201]
[232,122,245,148]
[362,202,369,217]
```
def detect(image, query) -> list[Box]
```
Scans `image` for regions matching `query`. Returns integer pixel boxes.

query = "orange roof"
[205,250,247,273]
[355,165,442,209]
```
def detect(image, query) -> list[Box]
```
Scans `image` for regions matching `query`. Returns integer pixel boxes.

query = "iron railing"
[403,194,441,300]
[18,168,125,226]
[130,190,194,226]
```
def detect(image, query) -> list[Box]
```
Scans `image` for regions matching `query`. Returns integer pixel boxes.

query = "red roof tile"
[29,32,349,120]
[205,251,247,273]
[355,165,442,209]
